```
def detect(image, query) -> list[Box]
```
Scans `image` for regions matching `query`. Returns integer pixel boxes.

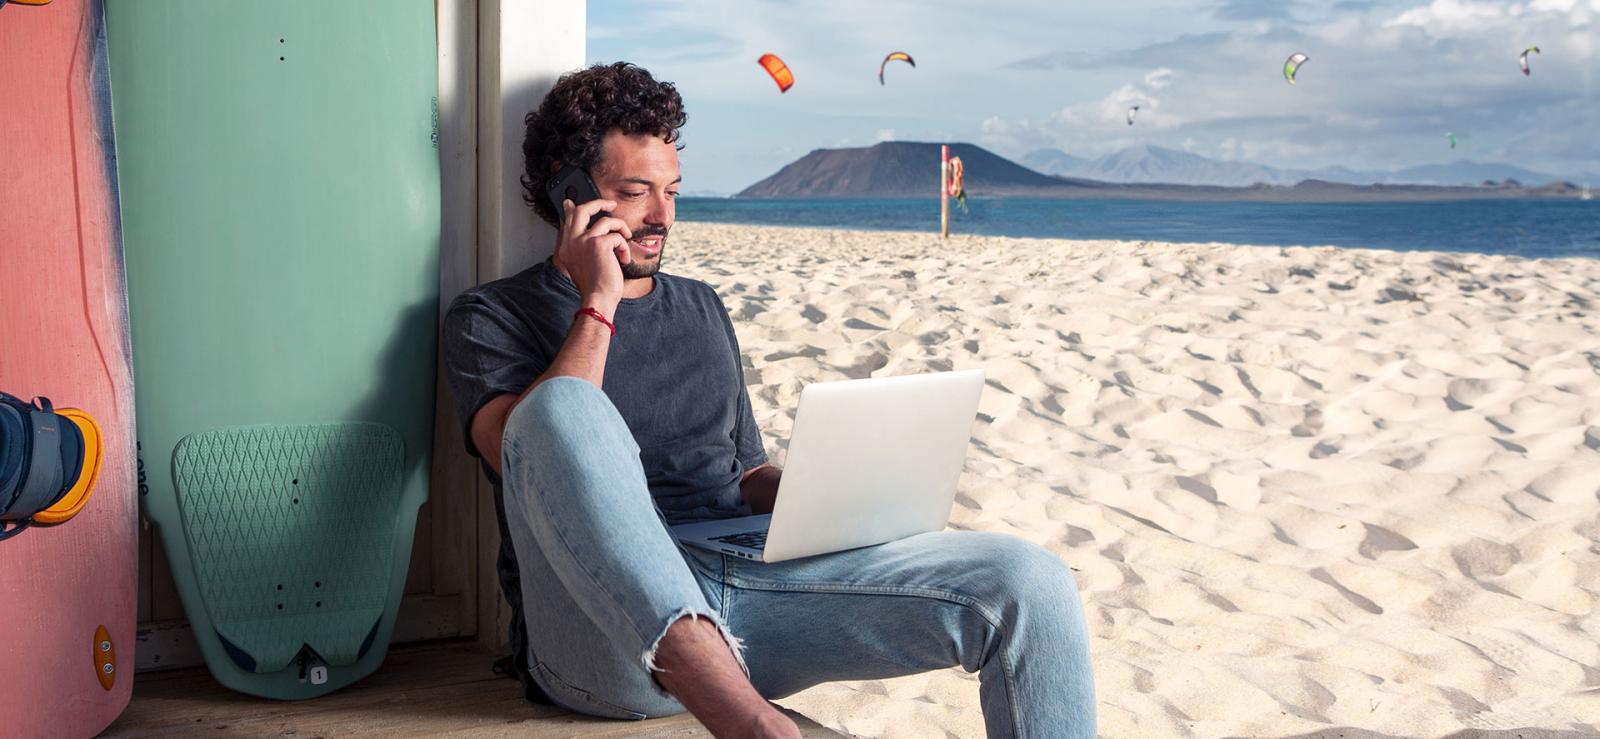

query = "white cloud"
[1383,0,1600,37]
[978,115,1049,152]
[875,128,897,142]
[1039,68,1184,140]
[1143,67,1175,89]
[1384,0,1521,34]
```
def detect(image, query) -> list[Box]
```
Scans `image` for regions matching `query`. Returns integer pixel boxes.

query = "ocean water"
[677,197,1600,260]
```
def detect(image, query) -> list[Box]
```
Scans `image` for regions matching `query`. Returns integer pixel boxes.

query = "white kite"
[1284,52,1309,85]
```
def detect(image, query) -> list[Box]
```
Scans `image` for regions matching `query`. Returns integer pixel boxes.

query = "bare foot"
[738,707,802,739]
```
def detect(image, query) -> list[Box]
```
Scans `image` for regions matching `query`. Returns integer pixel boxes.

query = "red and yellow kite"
[879,52,914,85]
[758,53,794,93]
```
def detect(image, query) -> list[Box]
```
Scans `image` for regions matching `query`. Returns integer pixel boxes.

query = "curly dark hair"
[521,62,687,228]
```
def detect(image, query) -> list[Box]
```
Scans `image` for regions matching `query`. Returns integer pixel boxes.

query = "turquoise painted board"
[104,0,440,699]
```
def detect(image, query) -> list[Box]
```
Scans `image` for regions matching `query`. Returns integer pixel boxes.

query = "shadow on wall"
[347,296,438,480]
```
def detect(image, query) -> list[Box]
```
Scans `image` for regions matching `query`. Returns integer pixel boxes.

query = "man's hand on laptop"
[740,463,782,515]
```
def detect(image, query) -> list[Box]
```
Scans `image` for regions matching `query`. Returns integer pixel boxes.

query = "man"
[442,62,1095,738]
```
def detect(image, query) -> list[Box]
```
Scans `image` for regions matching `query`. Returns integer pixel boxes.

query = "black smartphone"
[545,164,610,230]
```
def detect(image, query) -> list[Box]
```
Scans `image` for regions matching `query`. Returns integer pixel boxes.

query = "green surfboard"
[106,0,440,699]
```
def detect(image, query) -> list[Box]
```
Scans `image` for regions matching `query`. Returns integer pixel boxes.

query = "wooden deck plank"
[104,641,844,737]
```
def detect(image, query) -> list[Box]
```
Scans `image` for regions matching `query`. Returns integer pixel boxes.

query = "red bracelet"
[575,307,616,336]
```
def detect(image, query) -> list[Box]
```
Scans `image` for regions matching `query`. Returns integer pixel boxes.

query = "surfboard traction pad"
[168,422,406,677]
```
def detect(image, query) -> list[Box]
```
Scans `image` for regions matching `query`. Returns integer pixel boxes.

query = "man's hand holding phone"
[553,196,630,320]
[480,196,629,472]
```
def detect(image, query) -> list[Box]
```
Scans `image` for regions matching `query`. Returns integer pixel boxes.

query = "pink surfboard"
[0,0,138,735]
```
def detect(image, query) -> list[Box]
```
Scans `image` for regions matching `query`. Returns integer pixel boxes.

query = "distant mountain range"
[1020,144,1581,188]
[736,142,1587,202]
[1015,148,1086,178]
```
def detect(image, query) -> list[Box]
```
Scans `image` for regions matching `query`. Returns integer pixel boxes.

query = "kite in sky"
[758,53,794,93]
[1127,105,1140,126]
[1446,132,1457,149]
[1283,52,1309,85]
[879,52,915,85]
[1519,46,1540,76]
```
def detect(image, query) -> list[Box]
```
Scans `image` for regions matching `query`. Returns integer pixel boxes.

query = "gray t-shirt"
[442,258,768,698]
[441,257,768,523]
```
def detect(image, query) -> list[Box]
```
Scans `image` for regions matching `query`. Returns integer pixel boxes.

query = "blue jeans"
[500,377,1097,738]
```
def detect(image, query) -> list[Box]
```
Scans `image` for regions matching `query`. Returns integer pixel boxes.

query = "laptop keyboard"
[710,531,767,551]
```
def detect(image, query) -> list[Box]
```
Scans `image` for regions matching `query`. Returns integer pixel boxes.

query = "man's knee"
[503,376,633,457]
[971,533,1084,617]
[499,377,648,517]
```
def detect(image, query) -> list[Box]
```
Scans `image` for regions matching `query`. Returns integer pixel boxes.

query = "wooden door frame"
[470,0,586,655]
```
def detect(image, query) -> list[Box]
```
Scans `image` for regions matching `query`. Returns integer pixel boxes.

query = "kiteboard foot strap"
[0,391,101,541]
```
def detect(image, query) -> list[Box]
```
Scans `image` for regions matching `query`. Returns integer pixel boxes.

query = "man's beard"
[621,256,660,280]
[622,227,667,280]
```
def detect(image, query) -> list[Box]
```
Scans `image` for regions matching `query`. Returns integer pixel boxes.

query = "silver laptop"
[670,369,985,563]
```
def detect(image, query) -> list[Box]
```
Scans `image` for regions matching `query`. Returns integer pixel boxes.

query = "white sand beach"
[670,221,1600,738]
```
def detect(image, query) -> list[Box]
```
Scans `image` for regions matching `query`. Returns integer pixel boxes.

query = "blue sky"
[588,0,1599,194]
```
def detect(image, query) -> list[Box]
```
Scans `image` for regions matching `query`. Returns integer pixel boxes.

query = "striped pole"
[941,145,950,239]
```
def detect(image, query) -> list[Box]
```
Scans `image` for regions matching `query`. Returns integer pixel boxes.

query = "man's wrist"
[741,462,775,483]
[574,306,616,336]
[580,295,620,321]
[739,464,781,515]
